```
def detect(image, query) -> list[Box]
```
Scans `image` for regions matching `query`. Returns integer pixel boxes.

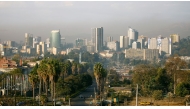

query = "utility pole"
[136,84,138,106]
[69,98,71,106]
[94,87,96,104]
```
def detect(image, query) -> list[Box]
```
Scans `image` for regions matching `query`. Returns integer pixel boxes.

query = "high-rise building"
[137,38,145,49]
[161,37,172,55]
[91,27,103,52]
[120,36,129,49]
[39,41,47,54]
[132,41,141,49]
[107,36,113,42]
[128,27,138,46]
[25,33,33,47]
[50,30,61,48]
[148,36,172,55]
[107,41,119,51]
[33,36,41,48]
[148,38,157,49]
[170,34,180,44]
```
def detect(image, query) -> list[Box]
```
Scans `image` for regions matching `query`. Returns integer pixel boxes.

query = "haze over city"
[0,1,190,43]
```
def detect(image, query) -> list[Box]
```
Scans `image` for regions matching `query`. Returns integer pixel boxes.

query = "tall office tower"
[33,36,41,48]
[61,37,66,48]
[107,36,113,42]
[91,27,103,52]
[138,35,148,42]
[170,34,180,44]
[25,33,33,47]
[132,41,141,49]
[50,30,61,48]
[76,38,85,47]
[128,27,138,46]
[161,37,172,55]
[120,36,129,49]
[107,41,119,51]
[120,36,124,48]
[137,38,145,49]
[46,38,50,48]
[39,41,47,54]
[148,38,157,49]
[7,41,15,48]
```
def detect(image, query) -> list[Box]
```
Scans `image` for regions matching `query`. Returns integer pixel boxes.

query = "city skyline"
[1,1,190,43]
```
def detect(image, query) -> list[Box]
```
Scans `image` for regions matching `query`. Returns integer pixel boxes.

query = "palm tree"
[93,63,107,95]
[37,60,49,97]
[47,59,60,104]
[71,62,77,75]
[77,64,82,74]
[29,64,39,100]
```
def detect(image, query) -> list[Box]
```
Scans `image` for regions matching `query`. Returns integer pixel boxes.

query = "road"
[70,80,97,106]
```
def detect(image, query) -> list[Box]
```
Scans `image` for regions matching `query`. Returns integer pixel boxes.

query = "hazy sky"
[0,1,190,43]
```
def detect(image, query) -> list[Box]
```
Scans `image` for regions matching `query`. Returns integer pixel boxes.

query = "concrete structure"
[161,37,172,55]
[86,45,94,53]
[50,30,61,49]
[36,44,42,55]
[120,36,129,49]
[144,49,159,61]
[46,38,50,48]
[137,38,145,49]
[170,34,180,44]
[33,36,41,48]
[148,36,172,55]
[0,57,17,68]
[128,27,138,46]
[91,27,103,52]
[148,38,157,49]
[107,41,119,51]
[26,48,36,55]
[107,36,113,42]
[132,41,141,49]
[25,33,33,47]
[52,47,58,55]
[125,49,159,61]
[39,41,47,54]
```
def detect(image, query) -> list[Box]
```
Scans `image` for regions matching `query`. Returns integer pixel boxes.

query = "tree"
[93,63,107,95]
[165,55,187,95]
[152,90,163,100]
[132,64,157,96]
[47,59,61,103]
[29,64,39,100]
[175,82,189,97]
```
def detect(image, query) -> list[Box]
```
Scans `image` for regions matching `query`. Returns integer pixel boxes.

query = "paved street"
[70,80,97,106]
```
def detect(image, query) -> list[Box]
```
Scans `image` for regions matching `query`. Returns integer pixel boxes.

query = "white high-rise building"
[33,36,41,48]
[161,37,172,55]
[107,36,113,42]
[39,41,47,54]
[91,27,103,52]
[170,34,180,44]
[128,27,138,46]
[120,36,129,49]
[148,38,157,49]
[148,36,172,55]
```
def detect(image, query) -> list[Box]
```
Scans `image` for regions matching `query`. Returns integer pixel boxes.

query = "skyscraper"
[170,34,180,44]
[50,30,61,48]
[120,36,129,49]
[25,33,33,47]
[91,27,103,52]
[107,36,113,42]
[128,27,138,46]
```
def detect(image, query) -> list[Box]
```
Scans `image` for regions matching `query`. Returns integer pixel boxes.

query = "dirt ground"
[128,97,186,106]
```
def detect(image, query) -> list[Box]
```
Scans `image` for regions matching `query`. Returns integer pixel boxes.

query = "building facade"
[50,30,61,48]
[170,34,180,44]
[107,41,119,51]
[128,27,138,46]
[91,27,103,53]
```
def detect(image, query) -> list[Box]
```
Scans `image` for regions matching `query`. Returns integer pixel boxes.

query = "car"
[16,102,25,106]
[79,95,83,98]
